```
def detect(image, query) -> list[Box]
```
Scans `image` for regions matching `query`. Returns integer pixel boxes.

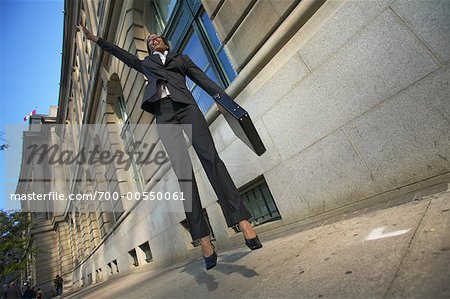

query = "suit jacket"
[96,37,228,115]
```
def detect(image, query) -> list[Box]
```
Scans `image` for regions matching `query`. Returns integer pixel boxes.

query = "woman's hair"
[146,35,170,54]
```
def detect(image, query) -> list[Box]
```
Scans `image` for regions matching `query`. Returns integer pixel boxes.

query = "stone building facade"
[17,0,449,294]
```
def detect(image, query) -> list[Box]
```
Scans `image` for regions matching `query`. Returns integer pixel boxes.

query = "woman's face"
[148,34,168,53]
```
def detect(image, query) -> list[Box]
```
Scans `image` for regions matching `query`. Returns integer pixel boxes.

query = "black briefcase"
[213,94,266,156]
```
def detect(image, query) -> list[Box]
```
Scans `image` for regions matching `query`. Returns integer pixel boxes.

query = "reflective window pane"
[218,48,237,82]
[154,0,177,25]
[182,31,218,114]
[191,86,215,114]
[186,77,195,90]
[199,11,237,84]
[205,67,219,85]
[145,0,177,34]
[150,5,238,114]
[200,11,221,50]
[182,30,209,70]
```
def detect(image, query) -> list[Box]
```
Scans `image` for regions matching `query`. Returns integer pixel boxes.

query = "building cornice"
[57,0,79,127]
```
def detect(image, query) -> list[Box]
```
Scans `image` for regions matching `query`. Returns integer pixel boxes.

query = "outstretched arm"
[76,24,144,73]
[182,55,229,99]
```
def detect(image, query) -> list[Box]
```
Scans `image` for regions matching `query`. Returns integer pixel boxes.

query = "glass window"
[218,48,237,83]
[154,0,177,25]
[147,3,238,114]
[117,95,128,124]
[116,96,145,194]
[145,0,178,34]
[138,241,153,262]
[200,12,221,50]
[182,30,209,70]
[199,11,237,83]
[182,30,216,114]
[234,178,281,231]
[179,11,237,114]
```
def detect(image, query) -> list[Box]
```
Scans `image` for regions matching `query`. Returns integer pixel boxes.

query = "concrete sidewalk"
[62,188,450,299]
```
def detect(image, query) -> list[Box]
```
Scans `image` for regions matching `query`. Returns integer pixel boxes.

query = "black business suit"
[96,37,252,241]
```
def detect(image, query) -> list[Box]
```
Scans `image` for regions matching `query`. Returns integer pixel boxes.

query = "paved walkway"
[62,188,450,299]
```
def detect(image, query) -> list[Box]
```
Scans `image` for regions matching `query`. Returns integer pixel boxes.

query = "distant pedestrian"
[35,288,42,299]
[53,275,63,296]
[4,281,21,299]
[22,285,33,299]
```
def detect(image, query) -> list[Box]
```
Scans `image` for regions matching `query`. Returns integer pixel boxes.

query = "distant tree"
[0,131,9,151]
[0,210,32,281]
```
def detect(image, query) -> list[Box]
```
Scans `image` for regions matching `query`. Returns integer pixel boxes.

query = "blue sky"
[0,0,64,210]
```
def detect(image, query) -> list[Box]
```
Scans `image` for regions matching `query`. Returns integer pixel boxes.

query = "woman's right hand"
[76,24,99,43]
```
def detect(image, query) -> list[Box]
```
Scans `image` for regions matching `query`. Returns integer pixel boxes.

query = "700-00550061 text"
[95,191,185,201]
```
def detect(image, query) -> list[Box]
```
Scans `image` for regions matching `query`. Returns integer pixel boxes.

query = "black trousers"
[154,97,252,241]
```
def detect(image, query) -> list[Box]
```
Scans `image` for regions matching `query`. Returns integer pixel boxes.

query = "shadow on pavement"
[178,250,258,291]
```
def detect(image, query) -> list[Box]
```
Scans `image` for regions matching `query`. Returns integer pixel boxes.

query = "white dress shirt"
[153,50,171,99]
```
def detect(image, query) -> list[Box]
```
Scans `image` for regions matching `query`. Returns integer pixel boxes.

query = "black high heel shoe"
[203,242,217,270]
[245,235,263,250]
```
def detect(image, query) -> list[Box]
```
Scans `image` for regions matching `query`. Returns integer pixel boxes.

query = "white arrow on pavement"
[365,226,411,241]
